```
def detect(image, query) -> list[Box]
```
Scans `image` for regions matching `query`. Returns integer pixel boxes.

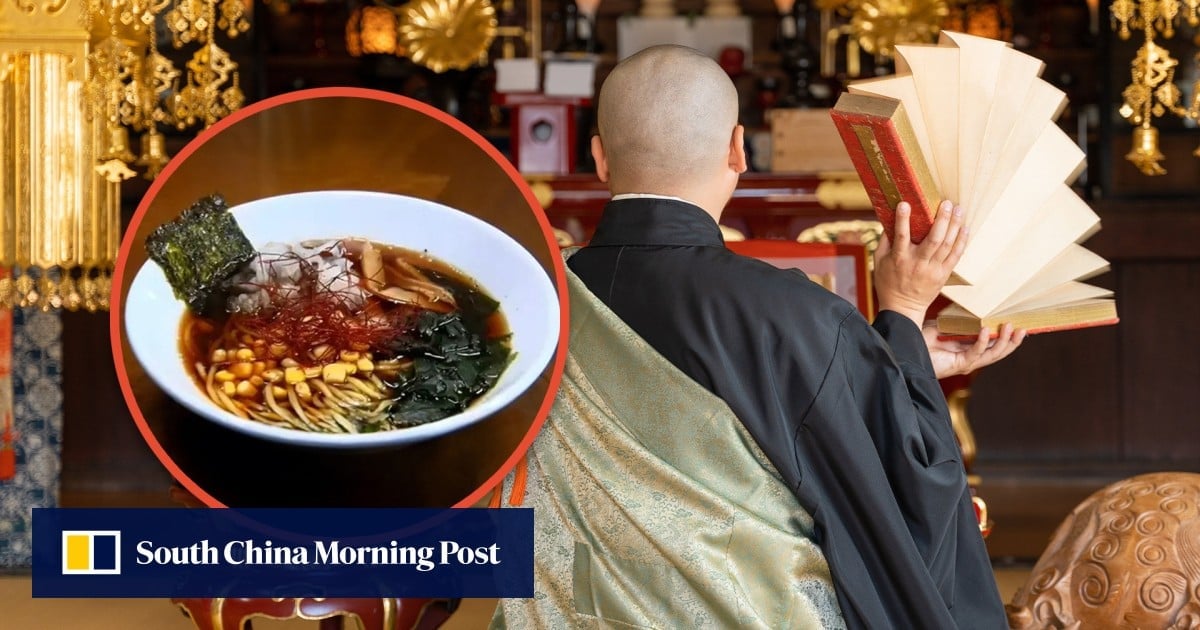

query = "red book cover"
[830,92,941,244]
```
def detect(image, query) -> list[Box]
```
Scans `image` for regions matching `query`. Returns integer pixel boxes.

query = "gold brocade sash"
[490,256,845,629]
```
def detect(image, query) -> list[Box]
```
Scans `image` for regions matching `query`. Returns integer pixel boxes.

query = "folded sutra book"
[830,31,1118,337]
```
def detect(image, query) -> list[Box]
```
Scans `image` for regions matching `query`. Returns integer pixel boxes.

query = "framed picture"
[726,239,874,319]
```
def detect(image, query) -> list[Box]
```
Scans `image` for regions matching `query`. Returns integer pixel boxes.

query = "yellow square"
[65,534,90,571]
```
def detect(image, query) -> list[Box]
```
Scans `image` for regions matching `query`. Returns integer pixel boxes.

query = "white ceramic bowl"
[124,190,560,448]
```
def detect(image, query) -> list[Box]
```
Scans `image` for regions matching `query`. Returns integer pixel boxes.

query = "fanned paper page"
[971,48,1047,212]
[829,31,1118,336]
[939,31,1009,209]
[895,45,961,202]
[940,185,1099,316]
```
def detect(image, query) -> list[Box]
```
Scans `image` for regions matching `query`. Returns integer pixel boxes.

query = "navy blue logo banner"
[33,508,533,598]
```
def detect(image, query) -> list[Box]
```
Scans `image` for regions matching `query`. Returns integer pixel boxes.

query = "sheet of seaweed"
[145,194,255,313]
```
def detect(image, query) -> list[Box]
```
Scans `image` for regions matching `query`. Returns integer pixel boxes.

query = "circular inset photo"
[111,88,567,508]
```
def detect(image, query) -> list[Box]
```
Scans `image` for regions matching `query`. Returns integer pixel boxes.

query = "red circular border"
[109,87,570,509]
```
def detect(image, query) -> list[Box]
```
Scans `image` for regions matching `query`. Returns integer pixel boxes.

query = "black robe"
[567,197,1007,629]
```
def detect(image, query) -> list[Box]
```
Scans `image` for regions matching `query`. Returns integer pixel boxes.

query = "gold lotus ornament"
[850,0,948,57]
[399,0,498,73]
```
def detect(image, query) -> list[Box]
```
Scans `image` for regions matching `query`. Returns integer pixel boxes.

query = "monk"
[493,45,1024,629]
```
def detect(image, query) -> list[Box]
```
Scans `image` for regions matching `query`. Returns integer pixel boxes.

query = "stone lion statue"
[1007,472,1200,629]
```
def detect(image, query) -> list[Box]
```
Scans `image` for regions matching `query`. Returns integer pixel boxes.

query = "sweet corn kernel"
[235,348,255,362]
[214,370,235,383]
[249,375,264,388]
[322,363,348,383]
[343,361,358,376]
[281,358,300,368]
[269,344,289,358]
[235,381,258,398]
[310,345,333,361]
[222,381,236,396]
[252,361,266,374]
[241,334,254,345]
[284,367,306,384]
[271,386,287,399]
[262,369,283,383]
[253,345,267,359]
[304,367,322,379]
[265,360,278,369]
[210,349,228,363]
[339,350,360,362]
[294,382,312,400]
[230,362,254,379]
[356,358,374,373]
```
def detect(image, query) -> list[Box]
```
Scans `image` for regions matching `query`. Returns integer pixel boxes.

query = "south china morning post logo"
[34,508,534,598]
[61,531,122,575]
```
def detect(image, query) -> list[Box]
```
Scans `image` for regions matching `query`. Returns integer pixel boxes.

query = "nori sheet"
[145,194,255,313]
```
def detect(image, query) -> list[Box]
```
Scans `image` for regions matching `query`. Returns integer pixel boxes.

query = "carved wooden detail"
[1007,472,1200,629]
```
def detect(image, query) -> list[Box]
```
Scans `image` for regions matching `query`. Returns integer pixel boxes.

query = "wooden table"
[115,94,558,507]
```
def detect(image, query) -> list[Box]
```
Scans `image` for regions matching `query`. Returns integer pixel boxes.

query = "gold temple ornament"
[849,0,949,57]
[0,0,244,311]
[1,0,122,311]
[1112,0,1200,175]
[85,0,247,180]
[818,0,957,80]
[398,0,498,74]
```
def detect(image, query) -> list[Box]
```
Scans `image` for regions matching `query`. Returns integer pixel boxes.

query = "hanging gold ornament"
[399,0,498,73]
[1,0,126,311]
[849,0,948,57]
[77,0,244,183]
[1127,124,1167,175]
[1112,0,1200,175]
[217,0,251,38]
[136,128,171,177]
[1,0,244,312]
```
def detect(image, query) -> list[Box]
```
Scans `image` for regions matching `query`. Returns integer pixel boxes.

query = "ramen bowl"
[124,190,560,448]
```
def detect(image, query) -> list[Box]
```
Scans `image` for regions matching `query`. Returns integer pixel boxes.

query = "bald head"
[596,45,741,196]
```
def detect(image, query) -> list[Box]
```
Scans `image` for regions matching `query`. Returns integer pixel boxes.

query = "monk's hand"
[873,200,967,328]
[922,322,1027,378]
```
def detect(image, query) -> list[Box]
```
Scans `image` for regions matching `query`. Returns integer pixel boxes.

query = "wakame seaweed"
[145,194,255,313]
[385,311,512,427]
[383,273,512,427]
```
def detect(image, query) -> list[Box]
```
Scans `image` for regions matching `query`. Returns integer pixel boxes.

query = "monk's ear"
[728,125,748,174]
[591,136,610,183]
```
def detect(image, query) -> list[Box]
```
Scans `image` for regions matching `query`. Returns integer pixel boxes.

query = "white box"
[494,58,541,93]
[543,59,596,98]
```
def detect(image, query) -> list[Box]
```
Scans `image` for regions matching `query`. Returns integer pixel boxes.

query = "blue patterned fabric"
[0,308,63,568]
